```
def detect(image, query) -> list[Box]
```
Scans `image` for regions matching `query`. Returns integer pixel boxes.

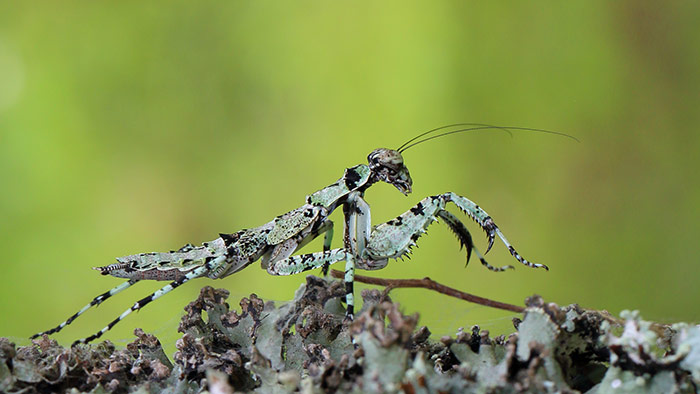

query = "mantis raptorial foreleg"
[362,193,547,270]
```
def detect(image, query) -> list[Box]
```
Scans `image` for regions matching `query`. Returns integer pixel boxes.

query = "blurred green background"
[1,2,699,351]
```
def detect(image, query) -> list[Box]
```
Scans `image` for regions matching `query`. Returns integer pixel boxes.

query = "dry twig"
[329,269,525,313]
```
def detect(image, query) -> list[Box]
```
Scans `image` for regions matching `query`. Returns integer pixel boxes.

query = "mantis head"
[367,148,413,195]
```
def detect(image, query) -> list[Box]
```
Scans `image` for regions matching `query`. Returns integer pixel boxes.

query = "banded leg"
[321,223,334,276]
[343,254,356,318]
[31,279,140,339]
[72,255,228,346]
[267,249,347,276]
[266,249,358,315]
[342,192,371,317]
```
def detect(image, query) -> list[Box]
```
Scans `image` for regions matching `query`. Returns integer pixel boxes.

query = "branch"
[329,269,525,313]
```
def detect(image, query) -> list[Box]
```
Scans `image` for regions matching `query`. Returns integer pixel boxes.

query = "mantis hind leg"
[72,255,229,345]
[31,279,140,339]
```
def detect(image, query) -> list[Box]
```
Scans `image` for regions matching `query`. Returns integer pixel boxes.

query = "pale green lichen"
[2,276,700,393]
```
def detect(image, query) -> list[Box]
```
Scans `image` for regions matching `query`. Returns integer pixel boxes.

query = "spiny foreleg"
[72,255,229,346]
[444,192,547,270]
[360,197,470,265]
[437,210,513,272]
[363,194,540,270]
[31,279,140,339]
[363,196,444,262]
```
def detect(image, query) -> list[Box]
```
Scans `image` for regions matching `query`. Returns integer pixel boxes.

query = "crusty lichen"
[2,276,699,393]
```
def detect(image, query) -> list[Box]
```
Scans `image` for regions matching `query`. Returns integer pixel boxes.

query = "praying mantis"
[32,124,574,346]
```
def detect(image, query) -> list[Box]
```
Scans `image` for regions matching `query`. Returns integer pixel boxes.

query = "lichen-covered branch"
[2,276,699,393]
